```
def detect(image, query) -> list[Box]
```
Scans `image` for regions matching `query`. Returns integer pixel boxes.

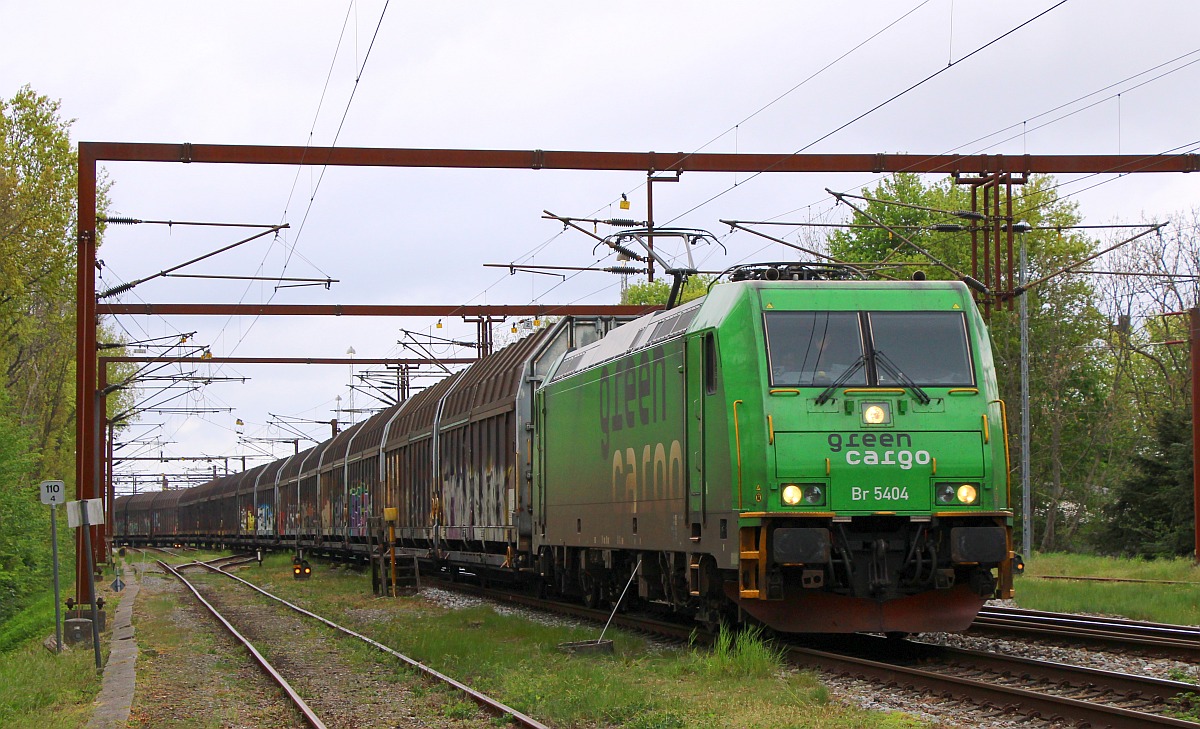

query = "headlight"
[862,402,891,425]
[936,482,980,505]
[780,483,825,506]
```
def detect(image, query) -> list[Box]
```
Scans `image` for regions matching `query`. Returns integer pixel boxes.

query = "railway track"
[794,634,1199,728]
[424,576,1200,728]
[176,552,255,570]
[972,605,1200,661]
[155,559,328,728]
[189,561,549,729]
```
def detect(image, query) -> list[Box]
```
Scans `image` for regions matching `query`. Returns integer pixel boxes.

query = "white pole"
[1020,234,1032,559]
[346,346,356,425]
[50,503,62,653]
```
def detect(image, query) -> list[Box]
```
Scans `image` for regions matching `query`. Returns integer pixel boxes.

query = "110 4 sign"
[39,480,65,505]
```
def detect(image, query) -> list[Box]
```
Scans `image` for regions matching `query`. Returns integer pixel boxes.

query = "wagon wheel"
[580,571,600,609]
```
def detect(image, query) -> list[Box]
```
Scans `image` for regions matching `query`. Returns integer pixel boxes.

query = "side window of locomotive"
[868,312,974,387]
[703,332,717,395]
[764,312,866,387]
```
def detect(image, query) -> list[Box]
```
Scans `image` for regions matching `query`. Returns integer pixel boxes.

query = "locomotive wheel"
[580,571,599,609]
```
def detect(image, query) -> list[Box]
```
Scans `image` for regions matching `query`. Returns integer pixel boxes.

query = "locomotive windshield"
[868,312,974,387]
[766,312,867,386]
[765,310,974,387]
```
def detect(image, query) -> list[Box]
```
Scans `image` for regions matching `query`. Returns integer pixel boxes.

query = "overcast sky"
[3,1,1198,490]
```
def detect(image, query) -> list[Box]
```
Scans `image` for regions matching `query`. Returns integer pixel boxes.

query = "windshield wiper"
[873,350,931,405]
[814,354,866,406]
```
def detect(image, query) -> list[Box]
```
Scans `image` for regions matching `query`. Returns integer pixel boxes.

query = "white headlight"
[782,484,803,505]
[957,484,978,504]
[862,402,890,425]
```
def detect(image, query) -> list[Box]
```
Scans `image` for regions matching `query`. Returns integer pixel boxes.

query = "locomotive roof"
[548,298,703,384]
[545,278,977,385]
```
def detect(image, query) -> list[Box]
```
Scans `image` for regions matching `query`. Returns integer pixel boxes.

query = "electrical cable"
[661,1,1072,228]
[201,1,391,397]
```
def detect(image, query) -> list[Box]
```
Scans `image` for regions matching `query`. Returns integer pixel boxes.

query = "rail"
[198,562,550,729]
[973,605,1200,660]
[155,560,327,728]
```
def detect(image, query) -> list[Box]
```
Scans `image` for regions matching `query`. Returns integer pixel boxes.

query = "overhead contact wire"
[663,0,1072,228]
[216,1,391,368]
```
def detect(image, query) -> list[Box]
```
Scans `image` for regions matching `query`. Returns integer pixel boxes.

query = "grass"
[0,589,111,729]
[243,553,924,728]
[1023,552,1200,582]
[1014,553,1200,626]
[1167,692,1200,723]
[0,639,107,729]
[0,591,61,654]
[0,551,170,728]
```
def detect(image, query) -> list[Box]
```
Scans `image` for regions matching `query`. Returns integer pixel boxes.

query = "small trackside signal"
[292,556,312,579]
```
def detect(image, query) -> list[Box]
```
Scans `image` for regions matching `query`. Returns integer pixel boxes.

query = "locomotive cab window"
[867,312,974,387]
[765,312,866,387]
[765,310,974,388]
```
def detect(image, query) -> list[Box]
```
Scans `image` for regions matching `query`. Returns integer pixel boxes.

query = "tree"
[0,87,126,622]
[1083,210,1197,552]
[0,384,39,619]
[1092,410,1194,557]
[620,274,713,306]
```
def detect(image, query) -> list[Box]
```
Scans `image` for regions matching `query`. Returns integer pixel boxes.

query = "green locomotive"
[534,262,1014,633]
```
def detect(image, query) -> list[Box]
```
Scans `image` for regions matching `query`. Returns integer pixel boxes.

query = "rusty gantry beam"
[98,304,656,317]
[76,142,1200,603]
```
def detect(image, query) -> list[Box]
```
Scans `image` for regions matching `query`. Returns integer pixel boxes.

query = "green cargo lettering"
[827,432,912,452]
[845,449,931,470]
[611,439,684,504]
[599,346,669,458]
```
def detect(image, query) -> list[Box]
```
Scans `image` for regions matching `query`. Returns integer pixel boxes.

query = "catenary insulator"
[611,244,645,261]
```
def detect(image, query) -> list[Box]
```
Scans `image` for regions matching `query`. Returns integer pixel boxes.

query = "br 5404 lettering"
[850,486,909,501]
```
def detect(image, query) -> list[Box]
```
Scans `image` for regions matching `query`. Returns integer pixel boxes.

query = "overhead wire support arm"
[543,208,659,266]
[720,220,854,266]
[483,263,665,277]
[137,407,233,415]
[349,380,398,408]
[98,331,198,350]
[110,385,203,424]
[400,332,455,375]
[265,416,321,443]
[495,264,567,280]
[540,210,649,261]
[1014,223,1168,295]
[832,190,989,222]
[539,213,646,228]
[162,273,338,289]
[397,328,476,348]
[99,217,285,229]
[98,224,289,298]
[724,219,932,231]
[827,189,986,293]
